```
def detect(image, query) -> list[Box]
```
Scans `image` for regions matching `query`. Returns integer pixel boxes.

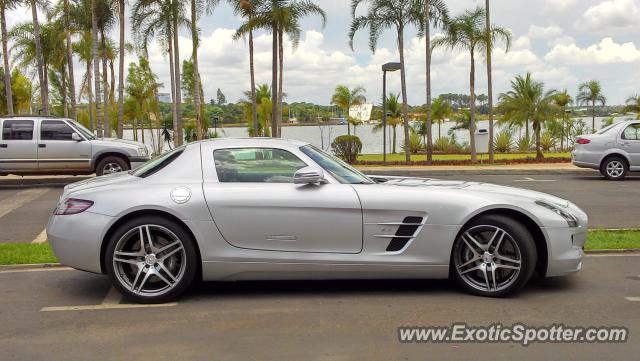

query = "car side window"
[622,124,640,140]
[2,120,34,140]
[214,148,307,183]
[41,120,75,141]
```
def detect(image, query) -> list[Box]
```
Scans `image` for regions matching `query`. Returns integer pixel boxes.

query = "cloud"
[544,37,640,65]
[542,0,578,14]
[528,25,563,39]
[575,0,640,32]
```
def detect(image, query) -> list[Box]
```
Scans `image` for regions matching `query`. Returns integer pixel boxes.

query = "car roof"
[192,137,310,148]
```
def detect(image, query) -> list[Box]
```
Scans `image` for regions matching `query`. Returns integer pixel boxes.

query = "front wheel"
[104,216,198,303]
[600,157,628,181]
[96,156,129,176]
[451,215,537,297]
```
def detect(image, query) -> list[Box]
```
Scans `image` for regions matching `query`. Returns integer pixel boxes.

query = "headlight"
[137,147,149,157]
[535,200,578,227]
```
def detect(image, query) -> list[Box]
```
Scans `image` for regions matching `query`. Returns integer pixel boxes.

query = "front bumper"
[543,226,586,277]
[47,211,115,274]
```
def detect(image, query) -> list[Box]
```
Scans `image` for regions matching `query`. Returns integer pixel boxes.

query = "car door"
[620,123,640,168]
[0,119,37,171]
[202,146,363,254]
[37,120,92,170]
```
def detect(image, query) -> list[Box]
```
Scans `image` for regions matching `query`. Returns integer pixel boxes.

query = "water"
[123,116,633,154]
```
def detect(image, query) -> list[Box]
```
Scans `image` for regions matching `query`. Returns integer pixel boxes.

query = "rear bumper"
[571,150,600,170]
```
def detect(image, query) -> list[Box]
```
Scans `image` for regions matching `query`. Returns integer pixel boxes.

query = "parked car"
[572,120,640,180]
[48,138,587,303]
[0,116,150,176]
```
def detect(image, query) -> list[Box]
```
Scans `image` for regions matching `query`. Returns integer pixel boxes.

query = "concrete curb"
[360,168,596,176]
[0,263,66,271]
[585,248,640,254]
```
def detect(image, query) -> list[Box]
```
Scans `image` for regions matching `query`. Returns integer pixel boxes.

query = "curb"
[0,263,65,271]
[585,248,640,254]
[359,169,595,176]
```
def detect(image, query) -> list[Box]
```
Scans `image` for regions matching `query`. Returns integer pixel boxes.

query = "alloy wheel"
[454,225,522,293]
[606,161,625,178]
[103,163,123,175]
[112,225,187,297]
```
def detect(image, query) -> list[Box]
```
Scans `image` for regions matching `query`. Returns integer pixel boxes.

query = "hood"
[91,137,145,149]
[376,176,570,207]
[62,172,139,198]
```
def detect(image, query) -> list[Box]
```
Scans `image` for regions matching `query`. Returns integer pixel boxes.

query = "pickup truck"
[0,116,150,176]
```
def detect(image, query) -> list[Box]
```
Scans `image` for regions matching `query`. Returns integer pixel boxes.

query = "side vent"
[385,217,424,252]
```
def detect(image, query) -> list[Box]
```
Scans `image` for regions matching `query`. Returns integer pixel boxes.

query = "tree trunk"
[87,61,94,131]
[117,0,125,138]
[277,29,284,137]
[392,126,397,154]
[173,13,183,146]
[535,121,543,160]
[347,119,351,135]
[30,0,48,115]
[424,1,433,162]
[1,7,13,116]
[91,0,103,137]
[64,0,77,120]
[168,25,177,147]
[101,31,110,137]
[249,28,258,136]
[592,101,596,132]
[191,0,203,140]
[485,0,495,163]
[398,27,410,162]
[271,24,278,138]
[62,66,68,117]
[469,50,477,163]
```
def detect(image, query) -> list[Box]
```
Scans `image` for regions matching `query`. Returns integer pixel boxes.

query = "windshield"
[131,147,184,178]
[69,120,96,140]
[300,145,373,184]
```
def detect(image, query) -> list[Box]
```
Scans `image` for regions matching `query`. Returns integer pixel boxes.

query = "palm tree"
[25,0,49,114]
[553,90,572,150]
[0,67,33,114]
[484,0,494,163]
[374,93,402,154]
[330,85,366,136]
[625,94,640,119]
[498,73,557,160]
[91,0,103,136]
[126,56,162,145]
[431,97,452,139]
[1,0,19,116]
[576,79,606,133]
[63,0,77,119]
[232,0,260,137]
[242,83,271,136]
[116,0,125,137]
[417,0,448,162]
[432,7,510,163]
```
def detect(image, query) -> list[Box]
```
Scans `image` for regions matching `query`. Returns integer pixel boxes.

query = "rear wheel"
[104,216,198,303]
[451,215,537,297]
[600,156,628,181]
[96,156,129,176]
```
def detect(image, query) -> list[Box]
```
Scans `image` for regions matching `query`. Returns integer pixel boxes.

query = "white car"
[48,138,588,303]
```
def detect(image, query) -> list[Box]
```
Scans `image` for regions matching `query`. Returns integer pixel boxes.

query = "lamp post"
[382,62,401,164]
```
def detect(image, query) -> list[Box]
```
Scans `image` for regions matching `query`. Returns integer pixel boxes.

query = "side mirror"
[293,166,326,185]
[71,133,82,142]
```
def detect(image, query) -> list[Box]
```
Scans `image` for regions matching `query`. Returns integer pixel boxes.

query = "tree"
[126,56,162,146]
[1,0,19,116]
[498,73,557,160]
[216,88,226,105]
[0,67,33,114]
[26,0,49,114]
[576,79,606,133]
[432,7,510,163]
[553,90,572,150]
[416,0,448,162]
[625,94,640,119]
[330,85,366,136]
[373,93,402,154]
[117,0,126,137]
[242,83,271,136]
[91,0,103,136]
[431,97,452,139]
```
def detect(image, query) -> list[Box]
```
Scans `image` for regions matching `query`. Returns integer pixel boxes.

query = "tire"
[96,156,129,176]
[104,215,198,304]
[450,214,537,298]
[600,156,628,181]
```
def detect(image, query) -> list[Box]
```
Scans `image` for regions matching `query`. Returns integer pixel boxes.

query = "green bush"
[434,136,464,153]
[331,135,363,163]
[402,133,425,154]
[540,132,557,151]
[517,136,533,153]
[494,129,513,153]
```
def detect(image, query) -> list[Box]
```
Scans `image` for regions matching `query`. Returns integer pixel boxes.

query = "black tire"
[600,156,628,181]
[104,215,198,304]
[95,156,129,176]
[450,214,537,298]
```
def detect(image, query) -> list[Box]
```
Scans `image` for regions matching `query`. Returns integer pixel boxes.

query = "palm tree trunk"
[535,121,543,160]
[347,118,351,135]
[30,0,48,115]
[485,0,495,163]
[277,29,284,138]
[87,62,94,131]
[592,101,596,132]
[398,26,410,162]
[392,125,397,154]
[62,66,68,117]
[438,121,441,139]
[101,32,110,137]
[167,26,177,146]
[191,0,203,141]
[469,49,477,163]
[249,28,258,136]
[1,6,13,116]
[424,1,433,162]
[63,0,77,120]
[116,0,125,138]
[91,0,103,137]
[271,24,278,138]
[172,14,183,146]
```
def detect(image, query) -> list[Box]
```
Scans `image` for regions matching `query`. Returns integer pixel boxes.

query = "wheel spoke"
[159,245,184,261]
[480,265,491,291]
[463,233,485,255]
[135,268,153,293]
[152,267,175,287]
[495,263,519,271]
[157,262,178,283]
[114,257,142,266]
[129,265,146,292]
[489,265,497,290]
[457,255,481,270]
[495,254,521,265]
[459,264,481,275]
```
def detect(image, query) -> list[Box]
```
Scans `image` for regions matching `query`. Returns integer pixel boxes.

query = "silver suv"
[0,116,150,176]
[572,120,640,180]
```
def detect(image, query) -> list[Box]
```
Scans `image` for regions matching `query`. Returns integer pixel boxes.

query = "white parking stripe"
[0,188,50,219]
[513,177,557,182]
[31,229,48,244]
[625,297,640,302]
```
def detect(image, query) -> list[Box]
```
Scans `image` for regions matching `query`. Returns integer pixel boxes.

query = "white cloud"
[545,37,640,65]
[542,0,579,14]
[528,25,563,39]
[575,0,640,31]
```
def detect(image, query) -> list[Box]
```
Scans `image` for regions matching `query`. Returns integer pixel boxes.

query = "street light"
[382,62,401,164]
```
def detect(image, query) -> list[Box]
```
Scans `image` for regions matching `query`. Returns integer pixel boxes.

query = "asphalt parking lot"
[1,254,639,360]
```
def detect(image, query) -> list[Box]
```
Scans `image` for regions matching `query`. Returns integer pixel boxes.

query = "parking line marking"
[40,303,178,312]
[31,229,47,244]
[513,177,556,182]
[625,297,640,302]
[0,188,50,219]
[101,287,122,305]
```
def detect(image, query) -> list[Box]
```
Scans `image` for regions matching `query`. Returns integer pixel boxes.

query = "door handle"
[38,144,46,148]
[0,144,7,148]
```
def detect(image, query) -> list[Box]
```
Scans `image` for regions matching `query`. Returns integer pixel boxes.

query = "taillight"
[576,138,591,145]
[54,198,94,215]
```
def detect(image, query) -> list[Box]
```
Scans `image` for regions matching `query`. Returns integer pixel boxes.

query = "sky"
[5,0,640,106]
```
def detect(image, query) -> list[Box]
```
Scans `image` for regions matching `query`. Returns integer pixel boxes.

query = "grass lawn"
[357,152,571,163]
[0,230,639,266]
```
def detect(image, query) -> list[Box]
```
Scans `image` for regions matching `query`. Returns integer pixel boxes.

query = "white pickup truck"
[0,116,150,176]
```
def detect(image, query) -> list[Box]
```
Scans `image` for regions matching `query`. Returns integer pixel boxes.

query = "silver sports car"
[47,138,588,303]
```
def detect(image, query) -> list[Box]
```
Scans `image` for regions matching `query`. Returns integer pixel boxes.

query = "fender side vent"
[386,217,424,252]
